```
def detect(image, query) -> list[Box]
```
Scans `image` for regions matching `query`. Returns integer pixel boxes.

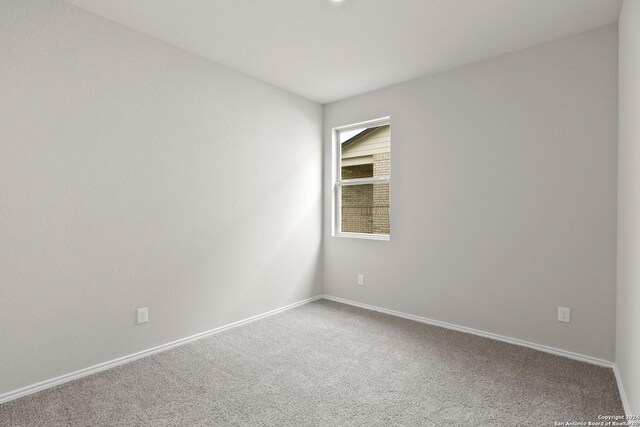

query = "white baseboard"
[613,363,633,417]
[0,293,621,408]
[321,294,614,368]
[0,295,323,405]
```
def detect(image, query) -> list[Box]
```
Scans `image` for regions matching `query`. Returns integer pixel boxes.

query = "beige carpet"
[0,300,624,426]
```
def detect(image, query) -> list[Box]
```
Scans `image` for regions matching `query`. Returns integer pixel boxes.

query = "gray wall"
[617,0,640,415]
[323,25,618,362]
[0,0,322,395]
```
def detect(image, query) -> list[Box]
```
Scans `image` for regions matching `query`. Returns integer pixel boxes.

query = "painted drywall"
[617,0,640,415]
[0,0,322,396]
[323,25,618,361]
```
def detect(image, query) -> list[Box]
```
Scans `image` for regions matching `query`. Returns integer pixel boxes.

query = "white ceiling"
[62,0,622,104]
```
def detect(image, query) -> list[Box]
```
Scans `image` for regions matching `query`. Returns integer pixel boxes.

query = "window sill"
[333,232,390,241]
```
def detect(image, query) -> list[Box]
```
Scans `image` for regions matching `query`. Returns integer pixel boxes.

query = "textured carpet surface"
[0,300,624,426]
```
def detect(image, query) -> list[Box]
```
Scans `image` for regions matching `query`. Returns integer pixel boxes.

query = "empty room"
[1,0,639,425]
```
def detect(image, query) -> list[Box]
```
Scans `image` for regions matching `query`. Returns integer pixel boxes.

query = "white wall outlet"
[137,307,148,324]
[357,274,364,285]
[558,306,570,323]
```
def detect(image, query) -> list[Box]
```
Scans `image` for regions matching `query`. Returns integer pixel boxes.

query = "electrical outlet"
[137,307,148,324]
[357,274,364,285]
[558,307,570,323]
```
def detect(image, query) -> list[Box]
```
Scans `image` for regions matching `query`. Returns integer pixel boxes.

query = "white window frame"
[332,116,391,241]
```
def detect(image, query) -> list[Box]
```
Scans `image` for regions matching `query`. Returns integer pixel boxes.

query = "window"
[333,117,390,240]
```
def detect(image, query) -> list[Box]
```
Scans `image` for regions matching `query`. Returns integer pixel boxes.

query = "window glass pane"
[341,183,390,235]
[341,163,373,179]
[339,124,390,180]
[372,182,390,235]
[339,127,366,143]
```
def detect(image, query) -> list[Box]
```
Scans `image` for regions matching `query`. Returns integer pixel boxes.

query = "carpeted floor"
[0,300,624,426]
